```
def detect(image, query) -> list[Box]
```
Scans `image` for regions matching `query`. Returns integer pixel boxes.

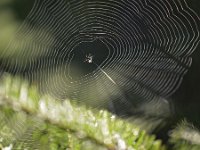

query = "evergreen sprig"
[169,120,200,150]
[0,74,165,150]
[1,74,200,150]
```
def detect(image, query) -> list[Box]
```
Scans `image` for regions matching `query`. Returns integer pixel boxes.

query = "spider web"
[1,0,200,115]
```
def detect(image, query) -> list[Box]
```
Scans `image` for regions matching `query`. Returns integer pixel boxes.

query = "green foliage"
[169,120,200,150]
[0,74,165,150]
[0,74,200,150]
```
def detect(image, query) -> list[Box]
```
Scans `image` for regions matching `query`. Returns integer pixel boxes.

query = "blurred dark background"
[172,0,200,125]
[0,0,199,142]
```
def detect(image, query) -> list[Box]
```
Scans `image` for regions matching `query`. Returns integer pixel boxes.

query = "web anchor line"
[92,61,135,114]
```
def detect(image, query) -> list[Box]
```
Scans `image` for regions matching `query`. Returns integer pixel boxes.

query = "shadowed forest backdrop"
[0,0,200,147]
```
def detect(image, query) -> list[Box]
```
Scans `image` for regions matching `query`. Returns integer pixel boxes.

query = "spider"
[84,53,94,63]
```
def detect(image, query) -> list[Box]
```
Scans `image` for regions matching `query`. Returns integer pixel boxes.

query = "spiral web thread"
[1,0,200,114]
[0,0,199,149]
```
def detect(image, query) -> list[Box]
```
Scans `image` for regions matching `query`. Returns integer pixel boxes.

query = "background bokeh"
[0,0,200,142]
